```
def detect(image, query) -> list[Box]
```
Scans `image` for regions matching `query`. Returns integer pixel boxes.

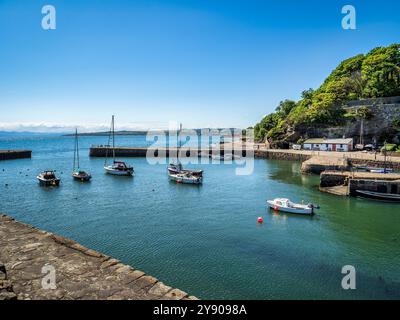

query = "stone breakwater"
[0,215,198,300]
[89,146,249,158]
[0,150,32,161]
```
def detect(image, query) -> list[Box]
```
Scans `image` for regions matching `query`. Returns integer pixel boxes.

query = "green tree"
[275,100,297,117]
[254,44,400,144]
[362,44,400,97]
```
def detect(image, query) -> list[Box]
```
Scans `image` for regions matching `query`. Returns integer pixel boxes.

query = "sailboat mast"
[73,128,77,171]
[76,128,80,170]
[384,140,387,173]
[112,115,116,161]
[177,123,182,163]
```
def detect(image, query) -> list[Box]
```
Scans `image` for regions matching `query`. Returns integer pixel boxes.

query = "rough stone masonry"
[0,214,198,300]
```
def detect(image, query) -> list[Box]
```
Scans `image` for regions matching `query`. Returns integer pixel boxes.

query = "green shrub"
[381,144,397,152]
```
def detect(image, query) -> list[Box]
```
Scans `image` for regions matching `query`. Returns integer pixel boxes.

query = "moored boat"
[168,172,203,184]
[104,115,134,176]
[355,166,394,173]
[369,168,394,174]
[72,128,92,182]
[37,171,60,187]
[355,190,400,202]
[72,170,92,181]
[167,123,203,184]
[267,198,317,215]
[167,162,203,177]
[105,161,134,176]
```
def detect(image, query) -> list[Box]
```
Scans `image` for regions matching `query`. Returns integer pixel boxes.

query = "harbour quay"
[320,171,400,197]
[0,150,32,161]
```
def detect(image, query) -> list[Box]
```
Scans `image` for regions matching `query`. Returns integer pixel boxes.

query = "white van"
[292,144,302,150]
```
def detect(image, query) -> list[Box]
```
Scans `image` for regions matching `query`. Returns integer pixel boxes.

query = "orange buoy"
[257,217,263,224]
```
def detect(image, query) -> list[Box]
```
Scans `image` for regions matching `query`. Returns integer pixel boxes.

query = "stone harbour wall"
[0,150,32,161]
[349,179,400,196]
[0,262,17,300]
[320,172,347,188]
[301,156,350,174]
[254,150,311,162]
[0,214,198,300]
[349,158,400,171]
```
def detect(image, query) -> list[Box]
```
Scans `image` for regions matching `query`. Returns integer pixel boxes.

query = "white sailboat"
[104,115,134,176]
[167,123,203,184]
[72,128,92,182]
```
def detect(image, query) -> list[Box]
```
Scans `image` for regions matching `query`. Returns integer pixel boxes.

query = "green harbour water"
[0,135,399,299]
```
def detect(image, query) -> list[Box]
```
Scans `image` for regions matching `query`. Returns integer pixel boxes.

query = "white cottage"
[303,138,353,152]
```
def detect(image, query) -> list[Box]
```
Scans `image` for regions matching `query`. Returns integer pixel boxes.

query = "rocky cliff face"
[290,97,400,145]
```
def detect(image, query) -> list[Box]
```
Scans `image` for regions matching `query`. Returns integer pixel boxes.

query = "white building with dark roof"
[303,138,354,152]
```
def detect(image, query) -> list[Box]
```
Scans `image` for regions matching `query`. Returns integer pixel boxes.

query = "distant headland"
[63,128,243,137]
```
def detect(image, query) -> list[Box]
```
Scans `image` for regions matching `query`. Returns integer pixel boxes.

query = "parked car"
[364,144,376,151]
[292,144,302,150]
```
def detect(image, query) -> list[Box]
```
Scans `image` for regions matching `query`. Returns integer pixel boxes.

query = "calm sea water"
[0,134,399,299]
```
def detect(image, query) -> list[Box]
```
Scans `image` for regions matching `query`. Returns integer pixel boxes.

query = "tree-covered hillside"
[254,44,400,145]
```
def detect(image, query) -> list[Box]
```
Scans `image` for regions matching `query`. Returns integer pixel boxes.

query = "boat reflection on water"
[269,211,288,225]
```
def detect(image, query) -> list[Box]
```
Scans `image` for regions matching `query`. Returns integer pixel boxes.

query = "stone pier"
[0,215,198,300]
[0,150,31,161]
[89,146,249,158]
[319,171,400,197]
[301,156,350,174]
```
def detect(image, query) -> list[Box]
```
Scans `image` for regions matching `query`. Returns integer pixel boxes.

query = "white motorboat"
[167,162,203,177]
[169,172,202,184]
[167,123,203,184]
[104,115,134,176]
[267,198,317,215]
[37,170,60,187]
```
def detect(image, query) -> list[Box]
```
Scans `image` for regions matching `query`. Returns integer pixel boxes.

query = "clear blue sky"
[1,0,399,132]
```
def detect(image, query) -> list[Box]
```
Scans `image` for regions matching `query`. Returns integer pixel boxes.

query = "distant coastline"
[63,128,243,137]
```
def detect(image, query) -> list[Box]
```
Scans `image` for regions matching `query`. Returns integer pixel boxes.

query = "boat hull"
[37,177,60,187]
[104,166,134,176]
[355,190,400,202]
[267,200,313,215]
[167,167,203,177]
[168,173,202,184]
[72,172,92,181]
